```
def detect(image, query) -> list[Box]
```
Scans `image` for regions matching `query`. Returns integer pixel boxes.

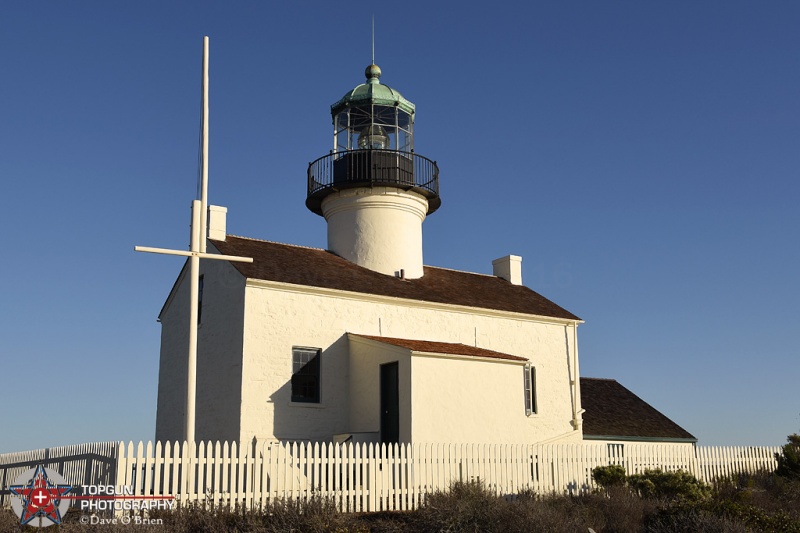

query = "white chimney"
[207,205,227,241]
[492,255,523,285]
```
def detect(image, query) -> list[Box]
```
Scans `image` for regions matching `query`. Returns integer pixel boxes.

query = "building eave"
[247,277,584,327]
[411,351,528,365]
[347,333,529,365]
[157,258,189,322]
[583,434,698,444]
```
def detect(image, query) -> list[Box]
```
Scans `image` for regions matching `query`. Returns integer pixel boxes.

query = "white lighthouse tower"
[306,64,440,279]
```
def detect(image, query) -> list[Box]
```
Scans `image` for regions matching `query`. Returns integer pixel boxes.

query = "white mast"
[199,36,209,254]
[135,36,252,444]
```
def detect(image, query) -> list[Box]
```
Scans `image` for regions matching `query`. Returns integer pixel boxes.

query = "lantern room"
[332,64,414,153]
[306,64,441,216]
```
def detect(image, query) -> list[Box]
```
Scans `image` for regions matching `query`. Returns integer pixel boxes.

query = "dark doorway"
[380,362,400,444]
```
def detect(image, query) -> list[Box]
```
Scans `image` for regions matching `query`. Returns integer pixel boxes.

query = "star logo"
[9,465,73,527]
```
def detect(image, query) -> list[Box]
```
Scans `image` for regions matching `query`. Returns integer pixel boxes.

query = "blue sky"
[1,1,798,453]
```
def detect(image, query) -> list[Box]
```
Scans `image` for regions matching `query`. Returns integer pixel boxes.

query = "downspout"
[571,322,584,431]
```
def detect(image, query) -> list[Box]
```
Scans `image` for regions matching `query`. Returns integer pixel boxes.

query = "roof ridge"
[581,377,618,382]
[209,235,581,320]
[226,236,497,278]
[425,264,497,278]
[359,334,474,347]
[223,235,326,252]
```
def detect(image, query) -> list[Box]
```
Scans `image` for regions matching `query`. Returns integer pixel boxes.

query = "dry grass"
[1,474,798,532]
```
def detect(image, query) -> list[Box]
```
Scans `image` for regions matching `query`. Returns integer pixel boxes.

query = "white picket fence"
[1,441,781,512]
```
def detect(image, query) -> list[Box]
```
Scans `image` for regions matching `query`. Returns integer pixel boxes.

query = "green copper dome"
[330,64,415,116]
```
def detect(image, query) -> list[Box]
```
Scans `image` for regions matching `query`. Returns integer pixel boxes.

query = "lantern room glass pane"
[397,129,412,152]
[398,110,412,130]
[335,130,350,152]
[335,110,349,133]
[372,105,396,127]
[333,104,415,152]
[334,110,350,152]
[348,106,373,131]
[398,110,413,152]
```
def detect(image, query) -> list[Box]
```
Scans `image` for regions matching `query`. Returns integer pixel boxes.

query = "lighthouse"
[306,64,440,279]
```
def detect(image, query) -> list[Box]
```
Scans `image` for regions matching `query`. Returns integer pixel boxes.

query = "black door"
[380,362,400,444]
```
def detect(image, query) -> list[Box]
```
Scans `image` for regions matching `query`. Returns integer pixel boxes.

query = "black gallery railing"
[306,150,440,215]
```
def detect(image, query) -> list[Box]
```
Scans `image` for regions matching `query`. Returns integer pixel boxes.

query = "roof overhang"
[583,434,698,444]
[246,277,584,327]
[348,333,529,365]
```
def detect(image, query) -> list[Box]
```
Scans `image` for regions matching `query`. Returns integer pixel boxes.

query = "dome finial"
[365,63,381,82]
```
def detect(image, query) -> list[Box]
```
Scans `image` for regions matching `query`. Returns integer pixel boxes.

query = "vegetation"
[3,434,799,532]
[591,463,626,488]
[775,433,800,480]
[593,466,711,503]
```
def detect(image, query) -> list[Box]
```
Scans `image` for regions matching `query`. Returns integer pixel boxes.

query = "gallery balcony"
[307,149,440,216]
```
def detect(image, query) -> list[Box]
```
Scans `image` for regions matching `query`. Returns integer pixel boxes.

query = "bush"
[701,500,800,533]
[3,467,799,533]
[627,469,711,503]
[582,489,657,532]
[411,480,596,533]
[412,480,506,532]
[592,464,627,489]
[154,497,350,533]
[645,505,751,533]
[776,433,800,480]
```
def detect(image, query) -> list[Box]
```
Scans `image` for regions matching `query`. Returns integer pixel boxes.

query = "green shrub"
[702,499,800,533]
[776,433,800,480]
[645,504,751,533]
[627,469,711,503]
[592,464,627,489]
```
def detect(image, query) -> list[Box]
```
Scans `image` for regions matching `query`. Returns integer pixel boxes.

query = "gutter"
[583,435,698,444]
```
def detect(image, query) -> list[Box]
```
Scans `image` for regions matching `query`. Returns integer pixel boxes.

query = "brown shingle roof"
[351,334,528,362]
[581,378,696,442]
[210,236,580,320]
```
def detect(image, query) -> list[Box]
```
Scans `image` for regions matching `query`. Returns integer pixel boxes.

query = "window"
[291,347,320,403]
[524,365,537,415]
[197,275,204,325]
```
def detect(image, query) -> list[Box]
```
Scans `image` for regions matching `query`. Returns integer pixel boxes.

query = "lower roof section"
[350,334,528,362]
[581,377,697,442]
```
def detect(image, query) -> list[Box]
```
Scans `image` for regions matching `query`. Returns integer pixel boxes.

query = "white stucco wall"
[348,339,412,442]
[194,256,247,443]
[411,354,533,443]
[155,252,247,444]
[348,335,580,444]
[155,264,190,442]
[322,187,428,278]
[240,280,582,445]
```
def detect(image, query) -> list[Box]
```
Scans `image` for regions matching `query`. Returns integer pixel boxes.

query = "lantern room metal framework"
[307,64,441,216]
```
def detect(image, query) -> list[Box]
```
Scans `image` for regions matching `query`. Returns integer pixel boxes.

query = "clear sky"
[1,1,798,453]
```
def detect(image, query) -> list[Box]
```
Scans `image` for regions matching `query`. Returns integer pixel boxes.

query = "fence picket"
[0,440,784,512]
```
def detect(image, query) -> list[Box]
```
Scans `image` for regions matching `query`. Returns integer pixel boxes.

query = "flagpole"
[186,200,201,443]
[135,36,251,446]
[186,35,210,444]
[199,36,209,254]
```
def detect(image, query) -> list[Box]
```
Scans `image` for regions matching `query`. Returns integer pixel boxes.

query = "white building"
[155,64,694,447]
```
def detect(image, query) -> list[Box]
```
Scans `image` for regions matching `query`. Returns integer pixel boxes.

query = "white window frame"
[524,364,537,416]
[291,347,321,404]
